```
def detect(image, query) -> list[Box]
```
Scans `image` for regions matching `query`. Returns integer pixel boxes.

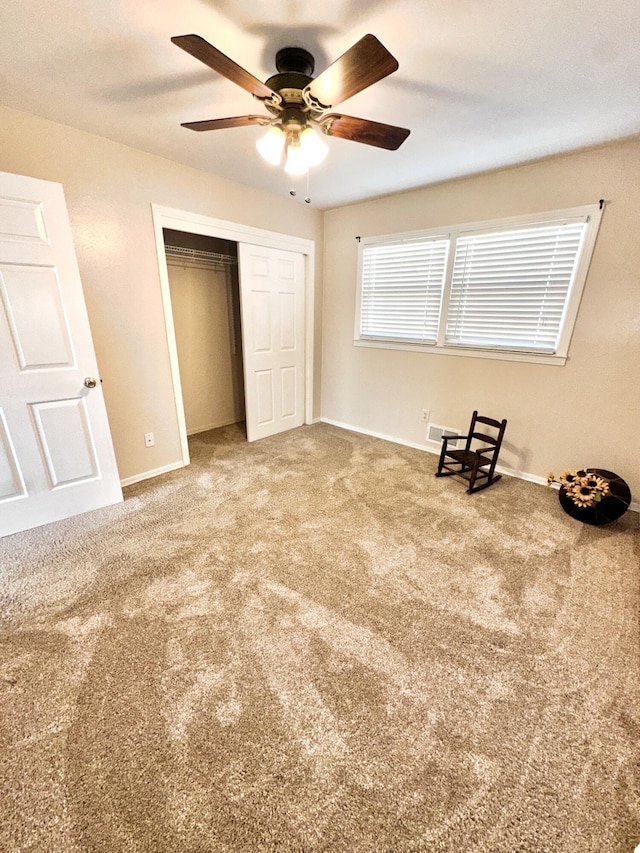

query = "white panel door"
[238,244,305,441]
[0,171,122,537]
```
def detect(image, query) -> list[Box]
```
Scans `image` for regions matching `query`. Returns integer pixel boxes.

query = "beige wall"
[3,102,638,500]
[0,105,323,482]
[321,138,640,498]
[167,262,244,434]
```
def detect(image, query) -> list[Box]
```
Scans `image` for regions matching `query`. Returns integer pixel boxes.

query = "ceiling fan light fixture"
[256,126,286,165]
[284,136,309,176]
[299,127,329,167]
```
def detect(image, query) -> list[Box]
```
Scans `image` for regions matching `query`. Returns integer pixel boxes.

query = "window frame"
[354,204,604,366]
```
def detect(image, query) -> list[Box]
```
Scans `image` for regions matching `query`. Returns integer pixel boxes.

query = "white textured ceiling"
[1,0,639,209]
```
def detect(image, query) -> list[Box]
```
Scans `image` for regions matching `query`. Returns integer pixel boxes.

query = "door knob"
[84,377,97,389]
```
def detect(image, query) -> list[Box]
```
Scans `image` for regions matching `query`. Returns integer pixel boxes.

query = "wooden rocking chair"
[435,411,507,493]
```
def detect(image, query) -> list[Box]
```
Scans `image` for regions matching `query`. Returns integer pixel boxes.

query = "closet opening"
[162,228,246,441]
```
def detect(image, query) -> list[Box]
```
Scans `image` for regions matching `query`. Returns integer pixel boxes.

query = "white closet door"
[238,244,305,441]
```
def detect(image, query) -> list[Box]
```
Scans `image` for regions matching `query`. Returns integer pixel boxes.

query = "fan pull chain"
[288,171,312,204]
[288,170,300,198]
[304,171,311,205]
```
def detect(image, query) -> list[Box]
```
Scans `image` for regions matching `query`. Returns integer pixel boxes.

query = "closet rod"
[164,245,237,266]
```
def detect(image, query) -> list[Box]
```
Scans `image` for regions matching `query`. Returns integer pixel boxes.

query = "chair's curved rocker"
[435,411,507,493]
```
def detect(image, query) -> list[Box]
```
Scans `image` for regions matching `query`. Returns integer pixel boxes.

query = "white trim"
[151,207,190,468]
[436,235,456,348]
[353,339,567,366]
[322,417,429,453]
[553,206,604,357]
[151,205,315,467]
[357,204,600,247]
[320,418,639,513]
[153,207,315,255]
[120,460,184,488]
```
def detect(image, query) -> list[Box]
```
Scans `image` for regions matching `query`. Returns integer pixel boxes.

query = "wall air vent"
[427,424,461,447]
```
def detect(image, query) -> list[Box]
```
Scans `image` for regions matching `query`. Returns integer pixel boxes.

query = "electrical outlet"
[421,409,430,423]
[144,432,155,448]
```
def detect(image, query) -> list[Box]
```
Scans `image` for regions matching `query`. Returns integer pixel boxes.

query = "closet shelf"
[164,245,237,267]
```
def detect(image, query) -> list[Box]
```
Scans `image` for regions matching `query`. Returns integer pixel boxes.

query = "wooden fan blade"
[323,114,410,150]
[181,116,269,131]
[305,34,398,109]
[172,34,276,100]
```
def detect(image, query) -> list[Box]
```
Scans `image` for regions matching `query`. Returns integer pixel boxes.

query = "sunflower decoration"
[546,469,610,507]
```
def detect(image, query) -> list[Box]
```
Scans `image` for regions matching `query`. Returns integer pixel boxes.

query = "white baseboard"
[120,460,185,488]
[320,418,639,513]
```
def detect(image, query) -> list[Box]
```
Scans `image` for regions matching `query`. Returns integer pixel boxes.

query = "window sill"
[353,338,567,366]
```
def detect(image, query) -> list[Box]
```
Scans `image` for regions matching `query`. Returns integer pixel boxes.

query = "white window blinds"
[360,238,449,343]
[445,220,588,352]
[355,204,602,364]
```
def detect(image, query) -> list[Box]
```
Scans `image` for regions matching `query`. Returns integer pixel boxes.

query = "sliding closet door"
[238,244,305,442]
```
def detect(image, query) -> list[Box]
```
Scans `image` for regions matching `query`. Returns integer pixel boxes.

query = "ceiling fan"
[171,33,410,176]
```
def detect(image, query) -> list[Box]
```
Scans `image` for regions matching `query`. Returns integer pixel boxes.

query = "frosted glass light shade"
[299,127,328,166]
[256,126,285,165]
[284,142,308,175]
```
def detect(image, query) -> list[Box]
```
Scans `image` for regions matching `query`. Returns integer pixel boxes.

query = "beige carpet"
[1,422,639,852]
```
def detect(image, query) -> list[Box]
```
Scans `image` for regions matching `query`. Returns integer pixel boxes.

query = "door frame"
[151,204,315,466]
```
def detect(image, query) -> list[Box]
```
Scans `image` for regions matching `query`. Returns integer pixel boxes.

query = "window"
[356,204,603,364]
[360,237,449,344]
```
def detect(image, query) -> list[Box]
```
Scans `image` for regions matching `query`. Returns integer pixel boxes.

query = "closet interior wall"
[163,229,245,436]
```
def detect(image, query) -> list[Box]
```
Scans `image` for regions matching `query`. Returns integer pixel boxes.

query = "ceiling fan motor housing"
[275,47,315,76]
[263,47,316,113]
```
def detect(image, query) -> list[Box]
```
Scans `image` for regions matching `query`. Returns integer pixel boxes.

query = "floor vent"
[427,424,461,447]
